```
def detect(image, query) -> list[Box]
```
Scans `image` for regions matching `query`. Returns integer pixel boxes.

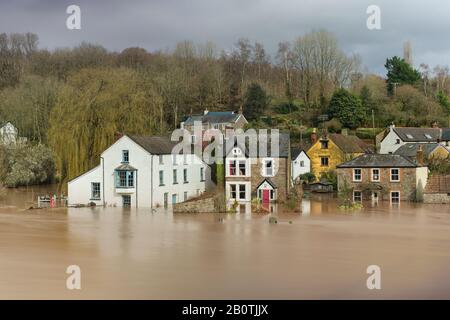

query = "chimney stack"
[341,128,348,136]
[416,144,424,166]
[311,128,318,144]
[114,132,124,141]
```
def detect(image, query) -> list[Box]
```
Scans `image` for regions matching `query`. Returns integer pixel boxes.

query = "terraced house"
[307,130,371,180]
[336,154,428,203]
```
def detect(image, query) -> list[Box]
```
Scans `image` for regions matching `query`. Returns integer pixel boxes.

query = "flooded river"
[1,185,450,299]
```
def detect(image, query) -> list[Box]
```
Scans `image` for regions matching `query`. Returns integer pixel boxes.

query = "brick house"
[423,175,450,204]
[336,154,428,202]
[224,133,291,203]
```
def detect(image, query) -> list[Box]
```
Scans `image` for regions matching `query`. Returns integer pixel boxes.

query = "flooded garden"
[1,185,450,299]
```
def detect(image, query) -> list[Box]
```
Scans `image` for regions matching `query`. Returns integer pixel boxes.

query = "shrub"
[300,172,315,183]
[0,143,55,187]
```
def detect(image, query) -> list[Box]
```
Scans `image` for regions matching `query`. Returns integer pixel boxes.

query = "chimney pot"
[311,128,318,144]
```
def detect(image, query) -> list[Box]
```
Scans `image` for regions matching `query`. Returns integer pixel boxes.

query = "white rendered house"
[68,134,212,208]
[0,122,18,144]
[379,124,449,154]
[291,148,310,183]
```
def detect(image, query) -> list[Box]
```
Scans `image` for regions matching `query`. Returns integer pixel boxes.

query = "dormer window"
[424,134,433,140]
[122,150,129,163]
[320,140,328,149]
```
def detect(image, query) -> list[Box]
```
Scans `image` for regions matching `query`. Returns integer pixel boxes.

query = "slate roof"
[392,127,441,142]
[128,135,179,155]
[225,133,291,158]
[337,154,417,168]
[291,147,309,159]
[442,128,450,141]
[328,134,371,153]
[184,111,241,125]
[393,143,443,159]
[424,174,450,194]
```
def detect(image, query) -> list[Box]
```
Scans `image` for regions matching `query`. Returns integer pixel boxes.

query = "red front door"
[262,189,270,204]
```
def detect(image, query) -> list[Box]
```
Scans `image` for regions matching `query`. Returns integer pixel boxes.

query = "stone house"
[307,130,371,181]
[224,133,291,203]
[180,109,248,144]
[423,175,450,204]
[336,154,428,202]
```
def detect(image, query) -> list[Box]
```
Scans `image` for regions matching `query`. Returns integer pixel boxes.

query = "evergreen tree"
[385,56,421,95]
[328,88,365,129]
[243,83,269,121]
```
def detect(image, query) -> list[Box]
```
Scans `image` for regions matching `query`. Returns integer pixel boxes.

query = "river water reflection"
[1,186,450,299]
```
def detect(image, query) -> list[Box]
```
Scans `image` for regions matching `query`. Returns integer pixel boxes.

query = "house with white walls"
[0,121,19,144]
[68,134,212,208]
[379,124,450,154]
[291,147,310,183]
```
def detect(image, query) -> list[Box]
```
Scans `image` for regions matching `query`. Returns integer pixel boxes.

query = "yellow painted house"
[307,132,370,180]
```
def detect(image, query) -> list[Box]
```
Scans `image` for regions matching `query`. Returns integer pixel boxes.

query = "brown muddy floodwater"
[1,185,450,299]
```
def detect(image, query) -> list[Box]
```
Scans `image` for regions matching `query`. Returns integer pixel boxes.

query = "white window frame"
[229,183,248,201]
[353,191,362,202]
[353,168,362,182]
[91,182,101,200]
[390,168,400,182]
[122,150,129,163]
[371,168,380,182]
[262,158,275,177]
[227,158,249,177]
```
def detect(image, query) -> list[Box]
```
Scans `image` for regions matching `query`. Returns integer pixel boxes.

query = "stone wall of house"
[173,196,216,213]
[250,158,289,201]
[423,193,450,204]
[337,167,417,201]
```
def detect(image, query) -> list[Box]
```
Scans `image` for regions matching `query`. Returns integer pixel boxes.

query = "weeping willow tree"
[48,67,165,181]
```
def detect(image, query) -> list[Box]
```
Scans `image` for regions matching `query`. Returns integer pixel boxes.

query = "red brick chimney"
[114,132,124,141]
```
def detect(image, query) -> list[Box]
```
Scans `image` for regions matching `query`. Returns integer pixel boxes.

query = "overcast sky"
[1,0,449,74]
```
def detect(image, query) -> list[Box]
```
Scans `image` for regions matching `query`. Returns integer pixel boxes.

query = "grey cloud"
[1,0,449,74]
